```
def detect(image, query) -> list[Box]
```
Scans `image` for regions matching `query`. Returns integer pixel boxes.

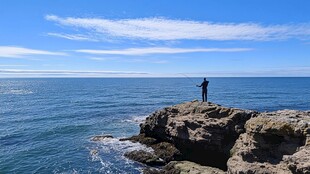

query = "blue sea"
[1,78,310,173]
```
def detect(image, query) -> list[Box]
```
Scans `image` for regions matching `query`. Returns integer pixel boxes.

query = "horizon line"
[0,76,309,79]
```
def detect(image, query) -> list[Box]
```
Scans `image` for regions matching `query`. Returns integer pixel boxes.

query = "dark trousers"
[202,90,207,102]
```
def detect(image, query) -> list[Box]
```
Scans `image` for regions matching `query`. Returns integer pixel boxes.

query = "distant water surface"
[0,78,309,173]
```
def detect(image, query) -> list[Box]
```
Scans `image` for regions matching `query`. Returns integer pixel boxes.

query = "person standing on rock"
[196,78,209,102]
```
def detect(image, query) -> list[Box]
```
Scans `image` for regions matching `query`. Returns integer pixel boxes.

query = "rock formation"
[227,110,310,174]
[124,150,166,166]
[140,100,257,169]
[121,134,182,165]
[117,101,310,173]
[143,161,225,174]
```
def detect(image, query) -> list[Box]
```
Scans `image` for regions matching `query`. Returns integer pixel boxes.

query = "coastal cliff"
[117,100,310,173]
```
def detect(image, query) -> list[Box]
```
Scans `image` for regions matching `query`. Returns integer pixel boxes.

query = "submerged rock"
[90,149,99,156]
[227,110,310,174]
[140,100,257,169]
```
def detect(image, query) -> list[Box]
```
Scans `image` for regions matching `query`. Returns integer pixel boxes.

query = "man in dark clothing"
[196,78,209,102]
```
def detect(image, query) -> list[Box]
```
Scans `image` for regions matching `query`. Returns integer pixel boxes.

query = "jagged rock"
[124,150,165,166]
[120,133,158,146]
[165,161,225,174]
[227,110,310,174]
[142,167,168,174]
[151,142,181,162]
[142,161,225,174]
[123,133,182,164]
[121,101,310,173]
[140,100,257,169]
[90,135,113,141]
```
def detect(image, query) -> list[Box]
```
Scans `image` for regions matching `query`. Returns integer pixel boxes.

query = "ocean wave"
[89,137,152,173]
[122,115,148,124]
[1,89,33,95]
[92,137,153,154]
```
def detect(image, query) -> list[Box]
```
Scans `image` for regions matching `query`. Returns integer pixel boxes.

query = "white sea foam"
[89,137,150,173]
[2,89,33,95]
[96,137,153,153]
[123,115,148,124]
[89,137,153,172]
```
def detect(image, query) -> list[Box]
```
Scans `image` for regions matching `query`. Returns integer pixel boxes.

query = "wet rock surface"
[121,133,182,165]
[124,150,165,166]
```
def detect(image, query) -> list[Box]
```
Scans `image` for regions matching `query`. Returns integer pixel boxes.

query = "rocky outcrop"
[140,100,257,169]
[120,101,310,173]
[143,161,225,174]
[121,134,182,165]
[166,161,225,174]
[124,150,165,166]
[227,110,310,174]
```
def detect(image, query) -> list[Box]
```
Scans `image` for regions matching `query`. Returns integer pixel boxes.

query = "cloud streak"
[47,33,99,41]
[45,15,310,41]
[76,47,252,55]
[174,67,310,77]
[0,46,66,58]
[0,64,28,67]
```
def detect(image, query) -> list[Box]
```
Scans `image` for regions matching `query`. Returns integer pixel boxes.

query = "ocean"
[1,78,309,173]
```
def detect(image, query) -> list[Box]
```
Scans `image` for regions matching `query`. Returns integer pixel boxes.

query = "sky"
[0,0,310,77]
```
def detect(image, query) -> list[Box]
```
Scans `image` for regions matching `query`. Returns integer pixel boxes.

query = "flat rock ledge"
[121,100,310,174]
[143,161,225,174]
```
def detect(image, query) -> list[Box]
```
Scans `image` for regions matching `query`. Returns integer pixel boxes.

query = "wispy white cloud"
[87,56,169,64]
[88,57,113,61]
[0,64,28,67]
[45,15,310,41]
[174,66,310,77]
[0,46,67,58]
[47,33,99,41]
[76,47,252,56]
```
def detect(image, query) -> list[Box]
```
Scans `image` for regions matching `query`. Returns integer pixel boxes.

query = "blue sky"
[0,0,310,77]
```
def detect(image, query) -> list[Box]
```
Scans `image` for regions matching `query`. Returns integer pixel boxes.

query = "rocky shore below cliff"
[93,100,310,173]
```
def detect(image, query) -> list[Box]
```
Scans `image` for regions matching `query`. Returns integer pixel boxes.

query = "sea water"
[1,78,309,173]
